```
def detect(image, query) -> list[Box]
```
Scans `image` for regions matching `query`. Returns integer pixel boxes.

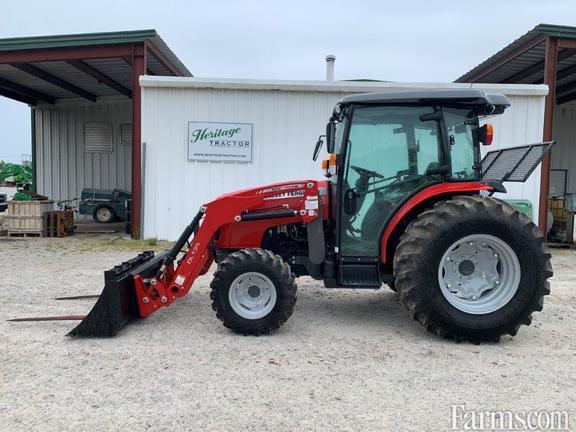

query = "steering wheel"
[381,174,425,196]
[350,165,384,179]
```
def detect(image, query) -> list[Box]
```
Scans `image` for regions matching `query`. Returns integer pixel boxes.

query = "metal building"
[0,30,554,241]
[0,30,191,237]
[141,77,547,240]
[456,23,576,240]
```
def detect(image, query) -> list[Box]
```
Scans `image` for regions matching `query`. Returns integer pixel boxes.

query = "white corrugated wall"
[551,102,576,194]
[35,99,132,202]
[481,93,546,220]
[140,78,547,240]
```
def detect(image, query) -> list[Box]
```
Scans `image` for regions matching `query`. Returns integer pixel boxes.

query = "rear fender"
[380,182,492,264]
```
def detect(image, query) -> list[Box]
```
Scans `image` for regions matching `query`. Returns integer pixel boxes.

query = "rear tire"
[210,249,297,335]
[393,195,552,343]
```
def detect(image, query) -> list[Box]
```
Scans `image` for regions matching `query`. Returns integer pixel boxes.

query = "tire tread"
[393,195,552,343]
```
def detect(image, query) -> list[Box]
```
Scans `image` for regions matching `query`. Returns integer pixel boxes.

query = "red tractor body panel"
[215,180,330,250]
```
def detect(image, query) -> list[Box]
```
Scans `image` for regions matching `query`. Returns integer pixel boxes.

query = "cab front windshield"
[339,105,479,257]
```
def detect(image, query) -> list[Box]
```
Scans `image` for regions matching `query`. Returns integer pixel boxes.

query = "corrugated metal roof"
[0,63,72,98]
[455,24,576,103]
[538,23,576,39]
[147,55,168,76]
[33,61,124,97]
[0,29,192,105]
[0,29,191,77]
[455,25,546,83]
[83,58,133,90]
[140,76,549,96]
[0,29,157,52]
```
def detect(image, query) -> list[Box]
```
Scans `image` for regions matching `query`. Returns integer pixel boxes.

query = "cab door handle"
[343,189,357,215]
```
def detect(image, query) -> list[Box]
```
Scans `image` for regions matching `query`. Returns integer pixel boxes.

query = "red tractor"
[14,89,554,343]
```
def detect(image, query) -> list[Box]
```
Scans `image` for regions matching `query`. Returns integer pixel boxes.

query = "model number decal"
[263,190,305,200]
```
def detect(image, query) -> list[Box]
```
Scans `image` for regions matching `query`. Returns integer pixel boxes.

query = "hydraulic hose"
[156,210,204,278]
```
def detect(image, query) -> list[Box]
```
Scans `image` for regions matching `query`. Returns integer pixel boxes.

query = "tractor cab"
[319,89,510,286]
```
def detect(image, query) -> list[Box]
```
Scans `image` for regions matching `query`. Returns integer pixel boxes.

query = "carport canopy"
[0,29,191,104]
[0,30,192,238]
[455,24,576,237]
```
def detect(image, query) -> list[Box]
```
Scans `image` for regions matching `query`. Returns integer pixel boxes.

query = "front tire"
[393,195,552,343]
[210,249,297,335]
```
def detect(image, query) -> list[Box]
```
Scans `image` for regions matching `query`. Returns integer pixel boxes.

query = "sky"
[1,0,575,163]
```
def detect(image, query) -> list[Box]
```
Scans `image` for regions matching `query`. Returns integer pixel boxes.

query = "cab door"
[338,106,443,285]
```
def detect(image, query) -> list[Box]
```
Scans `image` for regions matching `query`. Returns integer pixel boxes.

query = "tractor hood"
[214,180,321,202]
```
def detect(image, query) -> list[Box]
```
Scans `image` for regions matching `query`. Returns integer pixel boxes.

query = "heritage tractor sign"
[188,122,253,162]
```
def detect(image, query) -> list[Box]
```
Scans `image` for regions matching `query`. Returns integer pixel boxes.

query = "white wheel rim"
[437,234,521,314]
[97,208,111,221]
[228,272,277,319]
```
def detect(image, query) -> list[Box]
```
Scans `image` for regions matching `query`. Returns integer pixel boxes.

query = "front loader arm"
[134,181,322,317]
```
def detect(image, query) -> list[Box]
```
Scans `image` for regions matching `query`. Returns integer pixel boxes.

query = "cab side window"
[444,108,478,180]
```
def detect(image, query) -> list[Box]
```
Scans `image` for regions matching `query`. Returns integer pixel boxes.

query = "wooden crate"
[7,200,54,217]
[5,200,54,236]
[43,210,75,238]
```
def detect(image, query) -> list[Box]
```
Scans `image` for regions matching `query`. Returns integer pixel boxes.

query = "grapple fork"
[68,251,168,337]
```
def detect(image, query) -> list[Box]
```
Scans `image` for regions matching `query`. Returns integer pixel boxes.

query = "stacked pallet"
[43,210,75,238]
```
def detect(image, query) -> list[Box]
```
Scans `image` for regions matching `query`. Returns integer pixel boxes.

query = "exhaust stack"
[325,54,335,81]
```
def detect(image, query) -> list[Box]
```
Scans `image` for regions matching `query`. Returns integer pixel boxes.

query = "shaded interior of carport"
[456,24,576,242]
[0,30,191,237]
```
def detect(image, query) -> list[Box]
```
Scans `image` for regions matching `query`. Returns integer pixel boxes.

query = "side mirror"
[478,123,494,146]
[312,136,324,161]
[326,122,336,153]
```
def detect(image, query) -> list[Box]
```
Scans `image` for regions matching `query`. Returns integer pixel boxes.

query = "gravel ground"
[1,236,575,431]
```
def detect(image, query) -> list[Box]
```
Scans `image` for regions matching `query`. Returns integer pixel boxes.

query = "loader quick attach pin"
[142,278,157,285]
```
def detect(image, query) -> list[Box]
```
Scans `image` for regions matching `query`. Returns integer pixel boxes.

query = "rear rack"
[481,141,555,183]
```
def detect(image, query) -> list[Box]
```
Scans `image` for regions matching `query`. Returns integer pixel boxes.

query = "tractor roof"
[337,89,510,115]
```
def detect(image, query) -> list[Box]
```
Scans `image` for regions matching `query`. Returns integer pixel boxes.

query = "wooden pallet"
[8,231,42,237]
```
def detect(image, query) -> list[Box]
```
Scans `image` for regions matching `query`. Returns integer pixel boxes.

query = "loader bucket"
[68,250,167,337]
